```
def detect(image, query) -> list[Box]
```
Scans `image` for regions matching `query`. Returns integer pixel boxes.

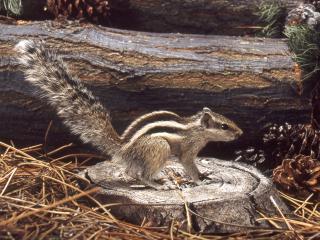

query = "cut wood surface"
[110,0,302,34]
[0,20,310,150]
[80,157,288,233]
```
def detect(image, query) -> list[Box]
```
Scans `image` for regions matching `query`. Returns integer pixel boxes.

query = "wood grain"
[80,157,288,233]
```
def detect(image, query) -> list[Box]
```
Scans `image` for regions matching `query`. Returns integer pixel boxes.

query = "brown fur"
[121,111,183,142]
[15,40,243,190]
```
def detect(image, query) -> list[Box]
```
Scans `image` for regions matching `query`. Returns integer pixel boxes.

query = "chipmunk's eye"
[221,123,229,130]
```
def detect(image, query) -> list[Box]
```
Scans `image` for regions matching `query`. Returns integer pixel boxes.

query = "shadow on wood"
[80,157,288,233]
[110,0,302,35]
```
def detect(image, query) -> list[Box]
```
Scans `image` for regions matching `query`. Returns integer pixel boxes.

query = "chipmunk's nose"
[235,129,243,138]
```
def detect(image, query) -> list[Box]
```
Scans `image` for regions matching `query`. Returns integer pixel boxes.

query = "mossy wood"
[110,0,302,35]
[0,21,310,150]
[80,157,288,233]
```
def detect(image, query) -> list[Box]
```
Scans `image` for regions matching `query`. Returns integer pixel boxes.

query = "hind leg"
[139,136,173,190]
[122,136,176,190]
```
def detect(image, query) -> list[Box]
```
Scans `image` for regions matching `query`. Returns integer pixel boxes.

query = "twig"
[0,167,17,196]
[0,141,37,161]
[0,187,99,226]
[294,193,314,214]
[270,195,293,231]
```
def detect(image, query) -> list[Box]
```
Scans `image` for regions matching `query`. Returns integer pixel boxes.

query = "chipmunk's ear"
[202,107,211,113]
[200,111,211,128]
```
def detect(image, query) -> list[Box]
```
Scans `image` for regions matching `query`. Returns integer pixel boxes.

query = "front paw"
[155,182,179,190]
[142,179,178,190]
[199,172,211,181]
[194,180,205,186]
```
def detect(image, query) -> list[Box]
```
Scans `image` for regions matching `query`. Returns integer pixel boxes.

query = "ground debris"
[0,141,319,239]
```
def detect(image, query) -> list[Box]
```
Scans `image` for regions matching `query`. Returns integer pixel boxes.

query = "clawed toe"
[194,180,204,186]
[153,183,178,190]
[199,172,211,180]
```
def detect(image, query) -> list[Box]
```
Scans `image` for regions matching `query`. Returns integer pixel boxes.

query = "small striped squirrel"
[15,40,243,190]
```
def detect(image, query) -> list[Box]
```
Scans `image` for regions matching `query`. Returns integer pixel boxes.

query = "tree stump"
[81,157,288,233]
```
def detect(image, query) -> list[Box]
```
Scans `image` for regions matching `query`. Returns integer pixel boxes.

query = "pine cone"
[263,123,320,167]
[273,154,320,197]
[234,147,266,168]
[46,0,110,24]
[286,3,320,29]
[235,123,320,170]
[306,1,320,12]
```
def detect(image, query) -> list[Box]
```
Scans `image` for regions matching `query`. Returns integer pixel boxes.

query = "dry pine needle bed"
[0,141,319,240]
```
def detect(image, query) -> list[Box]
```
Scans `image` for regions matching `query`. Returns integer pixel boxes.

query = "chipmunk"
[15,40,243,190]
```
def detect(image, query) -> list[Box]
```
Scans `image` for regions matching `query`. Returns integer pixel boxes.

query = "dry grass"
[0,141,319,240]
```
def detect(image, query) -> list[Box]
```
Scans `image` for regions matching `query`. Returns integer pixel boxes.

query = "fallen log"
[80,157,288,233]
[0,0,302,34]
[110,0,302,35]
[0,20,310,153]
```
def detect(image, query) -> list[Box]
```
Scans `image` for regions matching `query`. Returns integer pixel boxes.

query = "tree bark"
[1,1,302,34]
[110,0,302,35]
[80,157,288,233]
[0,20,310,152]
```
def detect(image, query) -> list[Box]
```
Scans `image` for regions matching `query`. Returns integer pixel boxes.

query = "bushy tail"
[15,40,121,155]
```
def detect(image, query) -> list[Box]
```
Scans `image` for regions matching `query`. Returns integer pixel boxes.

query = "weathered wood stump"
[81,157,288,233]
[0,21,311,156]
